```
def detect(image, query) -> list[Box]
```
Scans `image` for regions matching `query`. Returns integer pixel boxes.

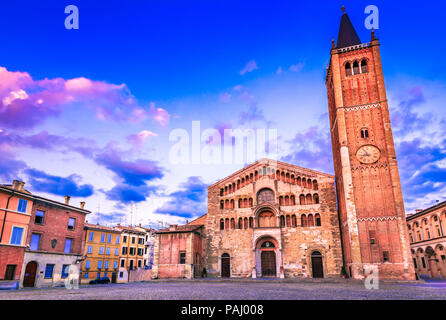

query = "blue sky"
[0,1,445,227]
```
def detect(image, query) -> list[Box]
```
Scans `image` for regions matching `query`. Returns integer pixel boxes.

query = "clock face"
[356,145,381,164]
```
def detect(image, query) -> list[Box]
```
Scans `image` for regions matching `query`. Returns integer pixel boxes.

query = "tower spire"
[336,6,362,49]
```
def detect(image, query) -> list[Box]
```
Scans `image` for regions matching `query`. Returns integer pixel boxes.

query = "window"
[116,235,120,244]
[382,251,390,262]
[84,273,89,279]
[64,238,73,253]
[179,252,186,264]
[67,218,76,230]
[413,258,417,269]
[257,188,275,204]
[107,234,112,243]
[101,233,105,242]
[44,264,55,279]
[138,238,144,245]
[105,261,109,269]
[220,219,224,230]
[129,260,134,270]
[123,236,127,243]
[131,237,136,244]
[99,247,104,254]
[87,245,92,254]
[17,199,27,213]
[119,272,124,278]
[85,260,91,269]
[4,265,16,280]
[361,59,368,73]
[353,61,360,75]
[120,259,125,267]
[315,214,321,227]
[138,248,143,256]
[98,261,103,269]
[138,260,142,268]
[106,247,110,255]
[280,215,285,227]
[30,233,41,251]
[130,247,136,255]
[114,261,118,269]
[89,232,94,241]
[369,231,376,245]
[345,62,352,76]
[361,128,369,139]
[35,210,44,224]
[421,257,426,268]
[61,265,70,278]
[10,226,24,245]
[115,248,119,255]
[122,247,128,255]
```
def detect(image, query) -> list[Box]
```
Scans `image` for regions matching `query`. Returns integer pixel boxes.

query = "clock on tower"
[325,8,415,280]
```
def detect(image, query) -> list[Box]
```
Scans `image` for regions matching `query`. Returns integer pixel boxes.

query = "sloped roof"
[337,12,362,48]
[156,224,203,234]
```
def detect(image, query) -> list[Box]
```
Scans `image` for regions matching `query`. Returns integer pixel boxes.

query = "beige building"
[407,201,446,279]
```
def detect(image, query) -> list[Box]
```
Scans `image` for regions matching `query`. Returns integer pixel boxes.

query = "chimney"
[80,201,85,209]
[186,220,189,224]
[64,195,71,205]
[12,180,25,191]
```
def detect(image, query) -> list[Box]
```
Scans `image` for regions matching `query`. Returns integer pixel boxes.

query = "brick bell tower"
[326,7,415,280]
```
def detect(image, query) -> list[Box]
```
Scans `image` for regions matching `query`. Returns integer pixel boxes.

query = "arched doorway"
[221,253,230,278]
[311,251,324,278]
[260,241,276,277]
[23,261,38,287]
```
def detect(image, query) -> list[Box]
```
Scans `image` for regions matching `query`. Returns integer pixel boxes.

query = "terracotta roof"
[187,214,207,226]
[156,224,203,234]
[84,223,120,233]
[406,201,446,221]
[115,225,146,234]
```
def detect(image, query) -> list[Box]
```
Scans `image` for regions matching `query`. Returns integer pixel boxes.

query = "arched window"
[345,62,352,76]
[280,215,285,227]
[308,214,314,227]
[279,196,283,206]
[361,59,368,73]
[302,178,307,188]
[238,199,242,208]
[220,200,224,209]
[313,194,319,204]
[286,173,290,183]
[238,218,242,229]
[237,180,240,189]
[285,196,290,206]
[276,170,280,180]
[291,174,295,184]
[220,188,224,196]
[297,177,301,186]
[225,218,229,229]
[225,199,229,209]
[228,185,232,193]
[230,218,235,229]
[255,171,258,181]
[353,61,360,75]
[306,194,313,205]
[230,199,234,209]
[281,172,285,181]
[292,215,297,227]
[307,180,312,189]
[250,173,254,182]
[313,180,318,190]
[299,194,306,205]
[257,188,275,204]
[290,195,296,205]
[361,128,369,139]
[220,219,224,230]
[224,186,228,195]
[249,217,253,228]
[249,198,253,207]
[243,198,248,208]
[301,215,307,227]
[286,215,291,227]
[244,217,248,229]
[261,241,275,248]
[315,214,321,226]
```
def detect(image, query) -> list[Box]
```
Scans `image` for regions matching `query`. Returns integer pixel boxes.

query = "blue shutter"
[100,233,105,242]
[98,260,102,269]
[17,199,27,213]
[116,235,120,244]
[105,261,109,269]
[10,227,23,245]
[85,260,91,268]
[106,247,110,255]
[87,245,92,254]
[30,234,40,250]
[44,264,54,278]
[108,234,112,243]
[89,232,94,241]
[113,261,118,269]
[64,238,72,253]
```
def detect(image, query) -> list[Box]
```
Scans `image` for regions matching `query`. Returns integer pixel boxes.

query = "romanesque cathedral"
[151,9,415,281]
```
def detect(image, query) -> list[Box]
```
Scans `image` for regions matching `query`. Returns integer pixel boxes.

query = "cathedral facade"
[152,9,415,281]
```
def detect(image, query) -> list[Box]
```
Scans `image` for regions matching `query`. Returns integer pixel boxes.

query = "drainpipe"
[0,190,15,243]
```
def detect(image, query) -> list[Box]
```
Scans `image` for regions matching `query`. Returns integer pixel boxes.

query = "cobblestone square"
[1,279,446,300]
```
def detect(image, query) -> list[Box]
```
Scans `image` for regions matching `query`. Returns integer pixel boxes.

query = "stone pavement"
[0,278,445,300]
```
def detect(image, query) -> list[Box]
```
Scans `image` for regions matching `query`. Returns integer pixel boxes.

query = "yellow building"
[80,223,121,284]
[115,225,146,283]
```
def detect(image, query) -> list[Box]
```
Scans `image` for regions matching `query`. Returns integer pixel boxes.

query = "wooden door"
[111,273,117,283]
[23,262,37,287]
[311,255,324,278]
[221,254,230,277]
[261,251,276,277]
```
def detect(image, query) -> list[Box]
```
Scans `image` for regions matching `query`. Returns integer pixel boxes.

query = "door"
[311,252,324,278]
[221,254,230,277]
[111,273,117,283]
[261,251,276,277]
[23,262,37,287]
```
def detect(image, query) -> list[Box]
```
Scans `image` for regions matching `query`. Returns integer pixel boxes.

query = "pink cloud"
[127,130,158,149]
[0,66,170,129]
[239,60,258,75]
